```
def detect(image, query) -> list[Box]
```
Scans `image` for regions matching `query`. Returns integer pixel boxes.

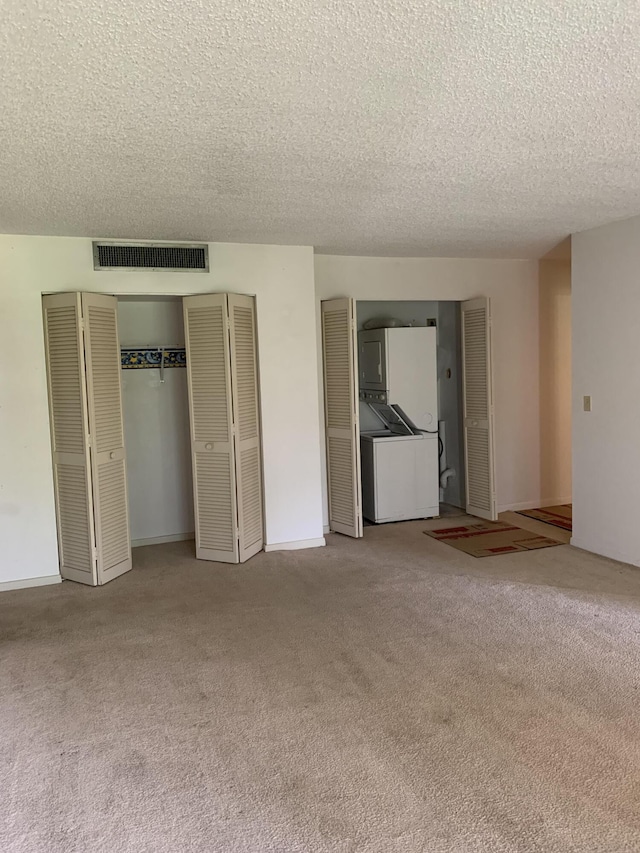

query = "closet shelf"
[121,347,186,369]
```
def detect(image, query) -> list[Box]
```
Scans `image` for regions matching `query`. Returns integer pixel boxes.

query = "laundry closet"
[43,285,264,587]
[321,296,496,539]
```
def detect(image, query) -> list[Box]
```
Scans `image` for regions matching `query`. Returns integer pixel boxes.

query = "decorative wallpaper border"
[121,348,186,369]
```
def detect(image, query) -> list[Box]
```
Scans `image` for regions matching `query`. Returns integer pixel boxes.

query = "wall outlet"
[583,395,592,412]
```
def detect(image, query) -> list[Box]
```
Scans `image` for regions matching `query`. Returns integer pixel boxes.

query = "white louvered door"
[43,293,97,585]
[81,293,132,583]
[43,292,131,586]
[462,297,497,521]
[228,294,264,562]
[321,298,363,538]
[183,294,240,563]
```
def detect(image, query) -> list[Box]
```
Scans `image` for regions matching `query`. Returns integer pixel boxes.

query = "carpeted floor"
[2,519,640,852]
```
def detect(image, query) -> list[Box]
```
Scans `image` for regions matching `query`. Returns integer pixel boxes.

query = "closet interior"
[118,296,194,548]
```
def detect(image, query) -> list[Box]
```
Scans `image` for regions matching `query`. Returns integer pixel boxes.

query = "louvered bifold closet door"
[321,298,363,538]
[462,297,497,521]
[228,295,264,562]
[183,294,239,563]
[43,293,97,585]
[81,293,132,583]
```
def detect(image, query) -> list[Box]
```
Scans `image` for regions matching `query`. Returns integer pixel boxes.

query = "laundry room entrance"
[321,297,496,539]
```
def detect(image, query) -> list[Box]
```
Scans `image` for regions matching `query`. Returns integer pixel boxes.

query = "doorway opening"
[538,239,572,528]
[321,295,496,540]
[118,296,194,550]
[356,300,466,526]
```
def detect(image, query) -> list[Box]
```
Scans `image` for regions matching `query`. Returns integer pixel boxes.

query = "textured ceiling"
[1,1,640,258]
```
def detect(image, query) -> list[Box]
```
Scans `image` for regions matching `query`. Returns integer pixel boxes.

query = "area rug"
[424,520,562,557]
[516,504,572,532]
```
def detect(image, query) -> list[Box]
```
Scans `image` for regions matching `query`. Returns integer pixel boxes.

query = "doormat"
[516,504,572,532]
[424,521,562,558]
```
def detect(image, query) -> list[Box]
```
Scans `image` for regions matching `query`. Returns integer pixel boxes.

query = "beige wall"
[539,259,572,504]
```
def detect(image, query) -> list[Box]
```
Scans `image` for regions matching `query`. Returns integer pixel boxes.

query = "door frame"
[319,296,497,532]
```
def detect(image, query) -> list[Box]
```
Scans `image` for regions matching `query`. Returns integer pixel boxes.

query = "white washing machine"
[360,403,440,523]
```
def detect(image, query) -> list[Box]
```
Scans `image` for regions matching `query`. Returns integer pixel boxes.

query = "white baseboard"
[323,525,331,535]
[132,532,195,548]
[499,497,572,513]
[569,537,638,568]
[265,537,326,552]
[0,575,61,592]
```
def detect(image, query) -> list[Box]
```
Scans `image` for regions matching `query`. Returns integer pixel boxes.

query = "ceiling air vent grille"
[93,242,208,272]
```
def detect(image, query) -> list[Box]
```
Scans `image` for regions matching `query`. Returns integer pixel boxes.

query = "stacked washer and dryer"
[358,326,440,523]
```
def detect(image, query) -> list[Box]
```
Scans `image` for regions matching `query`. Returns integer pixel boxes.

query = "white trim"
[0,575,61,592]
[265,537,326,552]
[499,497,572,513]
[569,538,639,568]
[132,532,195,548]
[323,525,331,535]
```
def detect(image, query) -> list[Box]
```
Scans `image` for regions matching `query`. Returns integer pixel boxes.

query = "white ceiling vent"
[93,242,208,272]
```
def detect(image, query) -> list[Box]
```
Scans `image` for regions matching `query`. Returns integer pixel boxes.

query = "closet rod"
[120,345,184,351]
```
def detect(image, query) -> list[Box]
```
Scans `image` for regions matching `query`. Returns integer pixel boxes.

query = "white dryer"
[358,326,438,432]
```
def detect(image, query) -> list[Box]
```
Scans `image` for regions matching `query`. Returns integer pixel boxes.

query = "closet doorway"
[42,291,264,586]
[119,296,193,551]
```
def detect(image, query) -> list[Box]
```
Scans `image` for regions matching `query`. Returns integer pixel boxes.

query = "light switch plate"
[583,395,592,412]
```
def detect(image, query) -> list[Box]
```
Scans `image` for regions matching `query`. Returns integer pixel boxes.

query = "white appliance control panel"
[360,390,388,404]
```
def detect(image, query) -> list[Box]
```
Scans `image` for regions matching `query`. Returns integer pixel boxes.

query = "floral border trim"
[121,348,186,369]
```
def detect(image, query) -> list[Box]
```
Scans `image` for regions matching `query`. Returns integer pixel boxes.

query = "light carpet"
[2,520,640,852]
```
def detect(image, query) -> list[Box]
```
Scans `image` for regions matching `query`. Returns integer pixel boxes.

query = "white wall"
[0,237,325,586]
[118,299,194,545]
[117,296,186,346]
[315,255,541,523]
[572,215,640,565]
